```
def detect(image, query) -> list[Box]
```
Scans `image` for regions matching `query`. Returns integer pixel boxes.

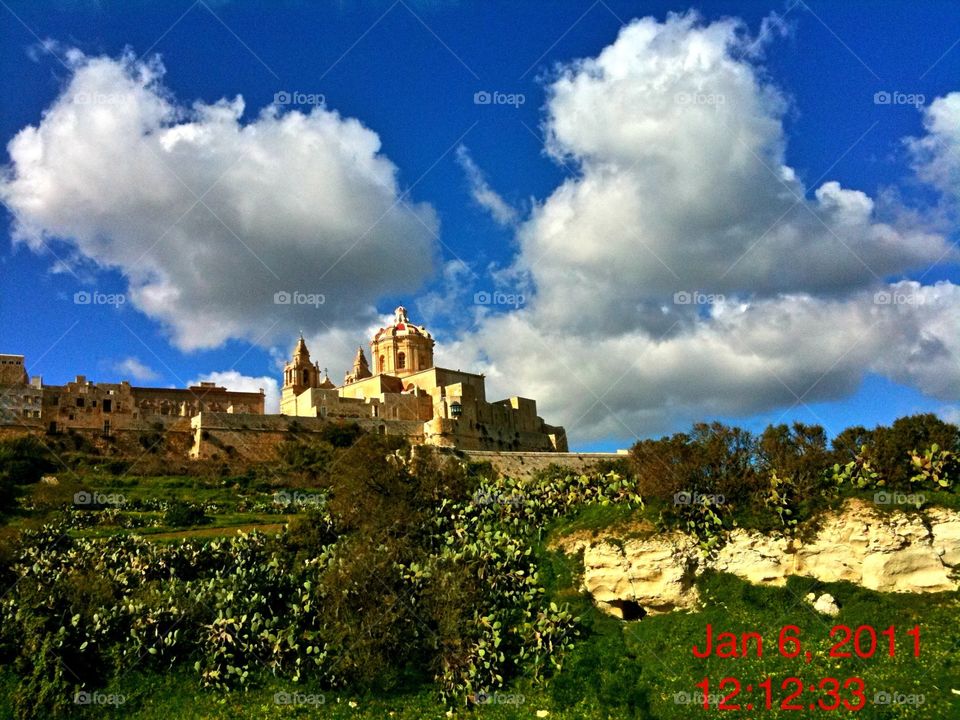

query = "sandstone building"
[279,306,567,452]
[1,306,567,456]
[0,353,264,434]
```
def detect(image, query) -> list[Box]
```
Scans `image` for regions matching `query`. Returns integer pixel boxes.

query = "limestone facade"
[2,305,567,453]
[0,355,42,424]
[0,361,265,434]
[280,306,567,452]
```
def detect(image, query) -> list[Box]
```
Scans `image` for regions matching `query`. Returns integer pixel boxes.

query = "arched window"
[302,369,309,384]
[397,352,406,369]
[379,355,385,373]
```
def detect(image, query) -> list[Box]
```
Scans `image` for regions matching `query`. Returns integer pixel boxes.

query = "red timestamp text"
[691,623,920,659]
[695,676,866,711]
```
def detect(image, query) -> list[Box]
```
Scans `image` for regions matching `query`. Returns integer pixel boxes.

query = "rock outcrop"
[553,500,960,618]
[567,533,700,618]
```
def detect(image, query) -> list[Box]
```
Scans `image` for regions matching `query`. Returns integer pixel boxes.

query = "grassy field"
[3,462,958,718]
[2,557,955,718]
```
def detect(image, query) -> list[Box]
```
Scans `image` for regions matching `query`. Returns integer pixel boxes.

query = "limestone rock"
[580,534,699,616]
[927,506,960,568]
[559,499,960,619]
[811,593,839,616]
[795,500,955,593]
[712,529,791,586]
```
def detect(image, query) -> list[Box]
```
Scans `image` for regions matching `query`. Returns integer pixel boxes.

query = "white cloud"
[113,356,159,382]
[518,12,953,336]
[939,405,960,425]
[190,370,280,414]
[1,49,439,351]
[908,92,960,194]
[455,145,518,226]
[449,12,960,444]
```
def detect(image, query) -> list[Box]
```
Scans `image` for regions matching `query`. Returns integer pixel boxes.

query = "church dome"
[370,306,435,377]
[373,306,433,341]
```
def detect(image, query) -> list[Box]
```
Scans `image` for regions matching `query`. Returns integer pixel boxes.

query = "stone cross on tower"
[394,306,409,324]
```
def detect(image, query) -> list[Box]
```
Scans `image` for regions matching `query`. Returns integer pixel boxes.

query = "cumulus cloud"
[908,92,960,194]
[1,48,438,351]
[455,145,518,226]
[517,13,954,335]
[190,370,280,413]
[113,356,159,382]
[450,12,960,444]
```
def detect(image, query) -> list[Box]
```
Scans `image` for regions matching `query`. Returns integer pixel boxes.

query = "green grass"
[545,570,960,719]
[546,502,651,541]
[4,468,958,718]
[7,565,953,719]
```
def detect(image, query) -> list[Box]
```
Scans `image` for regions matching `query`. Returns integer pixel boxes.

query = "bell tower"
[282,334,321,399]
[344,346,372,384]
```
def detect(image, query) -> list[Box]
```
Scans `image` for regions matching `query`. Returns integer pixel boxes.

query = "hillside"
[0,416,958,719]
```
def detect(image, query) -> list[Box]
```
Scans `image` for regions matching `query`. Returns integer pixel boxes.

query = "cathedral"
[0,306,568,457]
[280,306,567,452]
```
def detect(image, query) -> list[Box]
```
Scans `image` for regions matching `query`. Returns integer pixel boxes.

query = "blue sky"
[2,0,959,450]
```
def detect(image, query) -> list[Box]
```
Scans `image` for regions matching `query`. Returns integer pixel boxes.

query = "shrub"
[868,414,959,489]
[0,435,54,485]
[317,421,364,448]
[162,501,210,527]
[909,443,957,490]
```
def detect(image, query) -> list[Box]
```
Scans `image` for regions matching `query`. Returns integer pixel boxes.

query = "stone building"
[280,306,567,452]
[0,357,265,434]
[0,355,42,424]
[2,305,567,456]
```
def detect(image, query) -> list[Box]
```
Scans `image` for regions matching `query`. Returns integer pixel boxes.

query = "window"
[76,397,85,408]
[302,369,310,384]
[379,355,385,372]
[397,352,406,369]
[102,399,112,413]
[103,420,111,435]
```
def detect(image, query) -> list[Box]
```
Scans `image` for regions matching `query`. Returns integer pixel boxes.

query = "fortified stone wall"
[446,449,629,477]
[189,412,426,461]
